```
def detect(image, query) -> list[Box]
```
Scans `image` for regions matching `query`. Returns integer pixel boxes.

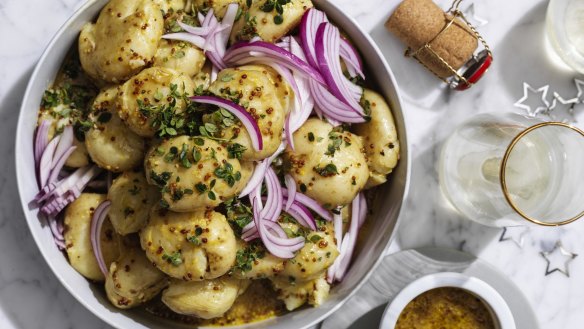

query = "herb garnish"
[162,251,183,266]
[227,143,247,159]
[260,0,291,25]
[233,242,265,274]
[314,163,339,177]
[214,162,242,187]
[186,227,204,246]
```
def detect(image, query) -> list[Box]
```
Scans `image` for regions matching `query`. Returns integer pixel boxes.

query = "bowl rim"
[15,0,411,328]
[379,272,516,329]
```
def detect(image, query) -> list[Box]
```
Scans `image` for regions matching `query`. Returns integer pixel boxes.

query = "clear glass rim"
[500,121,584,226]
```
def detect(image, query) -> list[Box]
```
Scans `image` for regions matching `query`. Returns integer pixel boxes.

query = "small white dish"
[379,272,516,329]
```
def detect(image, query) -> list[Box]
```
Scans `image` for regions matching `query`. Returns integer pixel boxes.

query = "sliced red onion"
[283,36,315,148]
[190,95,263,151]
[333,193,365,281]
[299,8,328,68]
[163,4,239,70]
[239,160,268,197]
[315,23,364,114]
[286,200,317,231]
[282,189,332,221]
[48,215,64,243]
[178,21,212,36]
[252,201,293,258]
[284,174,296,211]
[340,38,364,79]
[260,167,283,222]
[47,146,76,185]
[309,80,365,123]
[37,166,102,217]
[38,134,61,189]
[91,200,111,276]
[162,33,209,51]
[224,41,326,85]
[34,120,51,169]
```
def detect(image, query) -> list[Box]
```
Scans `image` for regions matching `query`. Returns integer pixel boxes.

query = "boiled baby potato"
[270,274,330,311]
[153,0,186,13]
[352,89,399,189]
[152,39,206,77]
[285,118,369,207]
[230,0,313,43]
[105,245,168,309]
[230,240,285,280]
[140,207,237,280]
[207,65,291,161]
[279,221,338,281]
[64,193,121,281]
[116,67,196,137]
[78,0,164,83]
[85,86,145,172]
[107,170,159,235]
[162,276,248,318]
[193,0,244,18]
[145,136,247,211]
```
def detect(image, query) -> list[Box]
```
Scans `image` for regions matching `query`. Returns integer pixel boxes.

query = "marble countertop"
[0,0,583,328]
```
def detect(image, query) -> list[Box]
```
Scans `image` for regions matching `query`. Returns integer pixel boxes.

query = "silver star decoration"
[540,241,578,277]
[499,226,529,248]
[514,82,551,117]
[575,78,584,99]
[462,3,488,27]
[549,91,579,122]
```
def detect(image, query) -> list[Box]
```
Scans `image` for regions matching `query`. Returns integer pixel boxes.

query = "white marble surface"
[0,0,583,328]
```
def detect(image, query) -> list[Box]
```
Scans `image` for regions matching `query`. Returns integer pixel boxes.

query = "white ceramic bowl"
[15,0,410,328]
[380,272,516,329]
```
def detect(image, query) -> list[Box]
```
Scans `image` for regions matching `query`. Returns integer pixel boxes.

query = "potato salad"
[31,0,400,325]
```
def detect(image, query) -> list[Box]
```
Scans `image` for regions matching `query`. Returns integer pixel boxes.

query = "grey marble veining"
[0,0,583,328]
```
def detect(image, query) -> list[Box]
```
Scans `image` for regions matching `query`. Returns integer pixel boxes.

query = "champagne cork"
[386,0,478,78]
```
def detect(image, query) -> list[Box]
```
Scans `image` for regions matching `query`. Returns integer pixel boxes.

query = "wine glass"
[439,112,584,227]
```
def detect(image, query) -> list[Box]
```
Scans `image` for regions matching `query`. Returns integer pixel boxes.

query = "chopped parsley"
[186,227,204,246]
[224,197,253,235]
[150,171,172,187]
[233,242,265,274]
[162,251,183,266]
[314,163,339,177]
[260,0,291,25]
[227,143,246,159]
[325,132,343,156]
[309,234,322,243]
[214,162,241,187]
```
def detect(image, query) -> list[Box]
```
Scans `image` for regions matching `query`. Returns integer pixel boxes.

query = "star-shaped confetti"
[499,226,529,248]
[540,241,578,277]
[462,3,488,27]
[549,91,579,122]
[514,82,550,117]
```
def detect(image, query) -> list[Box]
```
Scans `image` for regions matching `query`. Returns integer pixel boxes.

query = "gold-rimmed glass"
[439,113,584,227]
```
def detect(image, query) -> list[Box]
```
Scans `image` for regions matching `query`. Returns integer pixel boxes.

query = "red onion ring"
[308,80,365,123]
[340,37,364,79]
[224,41,326,85]
[38,135,61,189]
[190,95,263,151]
[284,174,296,211]
[315,23,364,115]
[282,189,333,221]
[90,200,111,277]
[299,8,328,68]
[34,120,51,170]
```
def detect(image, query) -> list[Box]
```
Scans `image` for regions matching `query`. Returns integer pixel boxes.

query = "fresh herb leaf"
[314,163,338,177]
[162,251,183,266]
